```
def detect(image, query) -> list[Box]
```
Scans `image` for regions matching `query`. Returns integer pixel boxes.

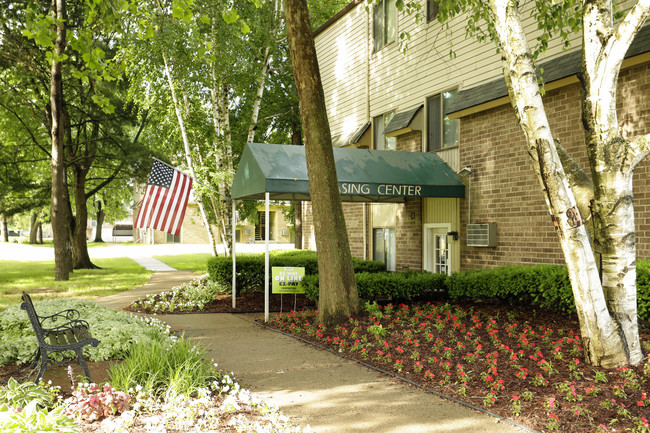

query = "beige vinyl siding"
[371,203,397,227]
[315,6,369,144]
[315,0,636,145]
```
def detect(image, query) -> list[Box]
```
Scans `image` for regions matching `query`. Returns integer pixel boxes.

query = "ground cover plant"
[129,274,224,313]
[0,258,152,310]
[0,296,309,432]
[267,301,650,432]
[0,298,171,367]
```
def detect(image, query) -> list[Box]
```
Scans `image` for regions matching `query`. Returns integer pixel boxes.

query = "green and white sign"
[272,267,305,294]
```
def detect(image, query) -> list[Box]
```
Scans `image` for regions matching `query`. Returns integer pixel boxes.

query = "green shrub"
[303,270,447,303]
[448,261,650,321]
[638,260,650,324]
[207,250,385,293]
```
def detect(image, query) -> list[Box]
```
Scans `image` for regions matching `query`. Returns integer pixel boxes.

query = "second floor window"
[373,111,397,150]
[373,0,396,52]
[427,90,459,151]
[427,0,440,22]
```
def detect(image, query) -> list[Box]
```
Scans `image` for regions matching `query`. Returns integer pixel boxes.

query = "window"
[427,89,459,152]
[427,0,440,22]
[373,228,396,271]
[373,0,396,52]
[373,112,396,150]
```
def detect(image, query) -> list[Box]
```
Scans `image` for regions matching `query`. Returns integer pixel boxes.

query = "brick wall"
[300,201,368,259]
[396,130,422,152]
[395,197,423,271]
[343,203,368,259]
[459,61,650,269]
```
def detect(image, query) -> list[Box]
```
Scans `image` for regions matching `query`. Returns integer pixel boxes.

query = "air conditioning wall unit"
[466,223,497,247]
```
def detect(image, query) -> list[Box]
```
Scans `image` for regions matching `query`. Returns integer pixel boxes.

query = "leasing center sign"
[339,182,422,197]
[272,267,305,294]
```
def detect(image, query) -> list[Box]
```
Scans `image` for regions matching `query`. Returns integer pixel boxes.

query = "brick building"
[302,0,650,273]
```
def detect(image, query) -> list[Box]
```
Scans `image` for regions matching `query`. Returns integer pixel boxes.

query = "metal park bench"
[20,292,99,384]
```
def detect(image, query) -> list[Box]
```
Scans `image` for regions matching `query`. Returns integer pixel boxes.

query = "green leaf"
[241,22,251,34]
[222,9,239,24]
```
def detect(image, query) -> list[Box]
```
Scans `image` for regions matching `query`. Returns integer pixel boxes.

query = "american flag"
[134,160,193,236]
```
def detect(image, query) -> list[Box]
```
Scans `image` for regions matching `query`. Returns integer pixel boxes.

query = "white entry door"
[424,224,451,275]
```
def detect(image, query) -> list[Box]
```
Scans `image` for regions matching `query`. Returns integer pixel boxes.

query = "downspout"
[364,3,371,261]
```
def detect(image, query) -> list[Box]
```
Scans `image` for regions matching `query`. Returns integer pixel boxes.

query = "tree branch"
[602,0,650,78]
[554,139,594,222]
[630,133,650,170]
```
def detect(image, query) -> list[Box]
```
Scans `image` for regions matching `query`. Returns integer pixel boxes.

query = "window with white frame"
[427,89,459,152]
[373,111,397,150]
[373,0,396,52]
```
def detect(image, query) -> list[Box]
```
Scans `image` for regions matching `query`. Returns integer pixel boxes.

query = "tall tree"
[49,0,73,280]
[284,0,360,325]
[430,0,650,366]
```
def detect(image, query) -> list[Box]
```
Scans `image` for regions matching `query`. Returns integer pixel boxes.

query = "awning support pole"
[264,192,270,322]
[232,200,237,308]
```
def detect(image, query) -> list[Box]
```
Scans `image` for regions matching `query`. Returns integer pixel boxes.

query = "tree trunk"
[161,50,217,252]
[94,201,105,242]
[491,0,627,367]
[70,166,97,269]
[292,119,303,249]
[1,214,7,242]
[579,1,650,365]
[294,201,302,249]
[284,0,360,325]
[50,0,72,281]
[37,222,43,244]
[29,212,38,244]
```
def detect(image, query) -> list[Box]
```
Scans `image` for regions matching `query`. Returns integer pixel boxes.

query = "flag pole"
[152,157,231,201]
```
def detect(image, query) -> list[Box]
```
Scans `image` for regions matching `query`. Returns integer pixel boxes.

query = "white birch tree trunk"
[161,51,218,255]
[490,0,628,367]
[580,0,650,365]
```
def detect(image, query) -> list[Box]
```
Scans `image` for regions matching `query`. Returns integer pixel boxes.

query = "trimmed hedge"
[207,250,386,293]
[448,262,650,321]
[303,271,448,303]
[448,265,573,312]
[638,260,650,324]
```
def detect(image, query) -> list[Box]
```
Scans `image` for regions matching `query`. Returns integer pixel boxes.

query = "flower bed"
[267,302,650,432]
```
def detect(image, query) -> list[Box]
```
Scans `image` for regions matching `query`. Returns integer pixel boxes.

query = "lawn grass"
[153,253,212,273]
[0,258,153,309]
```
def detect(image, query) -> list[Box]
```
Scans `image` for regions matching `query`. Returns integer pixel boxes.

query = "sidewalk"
[95,271,528,433]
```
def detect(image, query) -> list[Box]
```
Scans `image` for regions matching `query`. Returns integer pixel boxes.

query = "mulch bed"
[124,292,316,314]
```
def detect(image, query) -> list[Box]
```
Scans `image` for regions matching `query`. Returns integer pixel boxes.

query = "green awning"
[231,143,465,203]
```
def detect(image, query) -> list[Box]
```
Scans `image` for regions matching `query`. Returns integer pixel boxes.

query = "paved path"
[94,271,529,433]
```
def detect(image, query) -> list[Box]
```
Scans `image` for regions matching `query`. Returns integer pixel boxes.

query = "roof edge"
[313,0,362,38]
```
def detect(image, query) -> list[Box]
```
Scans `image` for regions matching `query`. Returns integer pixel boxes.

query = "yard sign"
[272,267,305,294]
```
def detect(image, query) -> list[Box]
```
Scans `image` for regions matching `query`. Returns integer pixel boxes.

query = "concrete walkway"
[94,271,528,433]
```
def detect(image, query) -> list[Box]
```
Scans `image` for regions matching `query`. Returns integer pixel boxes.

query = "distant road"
[0,242,295,261]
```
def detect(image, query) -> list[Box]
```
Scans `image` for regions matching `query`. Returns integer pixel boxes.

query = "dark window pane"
[427,94,441,152]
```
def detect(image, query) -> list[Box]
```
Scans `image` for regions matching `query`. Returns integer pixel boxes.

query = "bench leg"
[75,349,92,382]
[35,350,48,384]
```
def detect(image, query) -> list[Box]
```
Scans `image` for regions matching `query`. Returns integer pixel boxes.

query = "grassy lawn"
[153,253,212,273]
[0,258,153,309]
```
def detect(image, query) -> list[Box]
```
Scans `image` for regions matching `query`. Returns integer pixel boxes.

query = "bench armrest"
[38,309,82,326]
[42,319,91,335]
